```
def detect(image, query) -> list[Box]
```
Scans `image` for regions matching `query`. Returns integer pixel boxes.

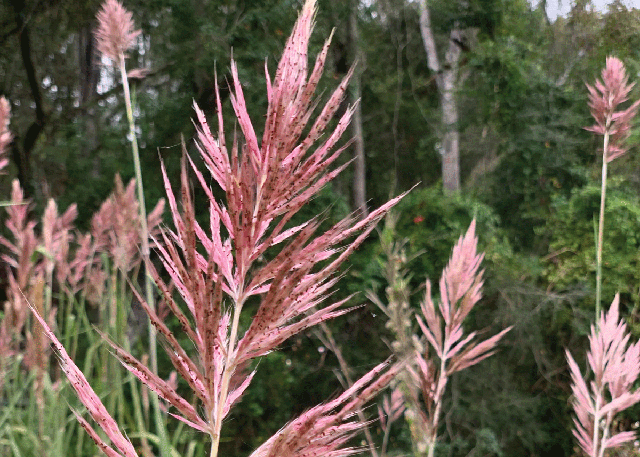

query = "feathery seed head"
[414,220,510,448]
[585,56,640,162]
[567,294,640,456]
[91,175,164,272]
[95,0,140,63]
[34,1,406,454]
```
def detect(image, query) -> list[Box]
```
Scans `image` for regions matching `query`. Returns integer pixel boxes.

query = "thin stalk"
[107,268,118,415]
[115,272,127,424]
[380,421,392,457]
[128,346,153,456]
[598,410,614,457]
[596,129,610,321]
[118,54,157,374]
[315,322,379,457]
[210,295,245,457]
[118,53,169,457]
[592,391,602,457]
[33,278,46,456]
[427,357,448,457]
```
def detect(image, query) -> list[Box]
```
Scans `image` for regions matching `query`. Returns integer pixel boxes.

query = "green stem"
[118,53,169,457]
[596,130,609,321]
[118,54,157,374]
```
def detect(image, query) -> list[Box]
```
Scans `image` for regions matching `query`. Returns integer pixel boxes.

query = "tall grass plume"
[585,56,639,319]
[31,1,406,456]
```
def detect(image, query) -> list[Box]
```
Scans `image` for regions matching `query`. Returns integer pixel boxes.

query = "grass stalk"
[209,297,245,457]
[117,52,170,457]
[117,54,157,375]
[595,130,609,321]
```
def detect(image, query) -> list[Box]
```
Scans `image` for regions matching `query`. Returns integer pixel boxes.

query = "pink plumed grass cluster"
[1,181,76,363]
[365,215,511,456]
[6,3,640,457]
[586,56,640,338]
[574,58,640,457]
[91,174,165,274]
[1,172,163,410]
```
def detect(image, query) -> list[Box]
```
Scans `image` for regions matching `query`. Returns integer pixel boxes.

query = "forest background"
[2,0,640,456]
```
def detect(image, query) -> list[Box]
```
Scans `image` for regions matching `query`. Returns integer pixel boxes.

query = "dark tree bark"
[78,25,99,104]
[78,24,101,179]
[10,0,47,197]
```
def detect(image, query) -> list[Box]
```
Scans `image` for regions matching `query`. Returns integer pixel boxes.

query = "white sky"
[543,0,638,19]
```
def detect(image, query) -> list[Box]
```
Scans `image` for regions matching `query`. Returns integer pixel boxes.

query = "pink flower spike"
[412,220,510,455]
[95,0,141,63]
[585,56,640,162]
[62,0,408,452]
[566,294,640,457]
[419,220,509,369]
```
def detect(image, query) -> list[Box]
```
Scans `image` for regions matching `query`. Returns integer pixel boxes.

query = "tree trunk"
[11,0,45,197]
[349,0,368,217]
[78,25,101,179]
[440,28,462,192]
[418,0,463,193]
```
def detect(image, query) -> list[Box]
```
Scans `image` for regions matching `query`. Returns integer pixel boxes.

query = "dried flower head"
[585,56,640,162]
[95,0,141,63]
[1,180,37,337]
[0,96,11,172]
[413,220,511,456]
[566,294,640,457]
[91,174,164,272]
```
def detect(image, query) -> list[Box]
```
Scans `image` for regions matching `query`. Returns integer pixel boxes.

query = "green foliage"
[394,185,500,281]
[429,0,506,38]
[540,178,640,315]
[0,369,86,456]
[470,36,592,250]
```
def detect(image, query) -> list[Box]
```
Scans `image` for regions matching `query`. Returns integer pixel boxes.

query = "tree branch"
[418,0,441,88]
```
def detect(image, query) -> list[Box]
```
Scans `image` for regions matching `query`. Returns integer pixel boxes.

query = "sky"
[543,0,637,19]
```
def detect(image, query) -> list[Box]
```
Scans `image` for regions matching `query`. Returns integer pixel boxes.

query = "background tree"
[417,0,466,192]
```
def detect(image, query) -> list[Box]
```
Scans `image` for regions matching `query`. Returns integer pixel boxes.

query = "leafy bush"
[540,179,640,315]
